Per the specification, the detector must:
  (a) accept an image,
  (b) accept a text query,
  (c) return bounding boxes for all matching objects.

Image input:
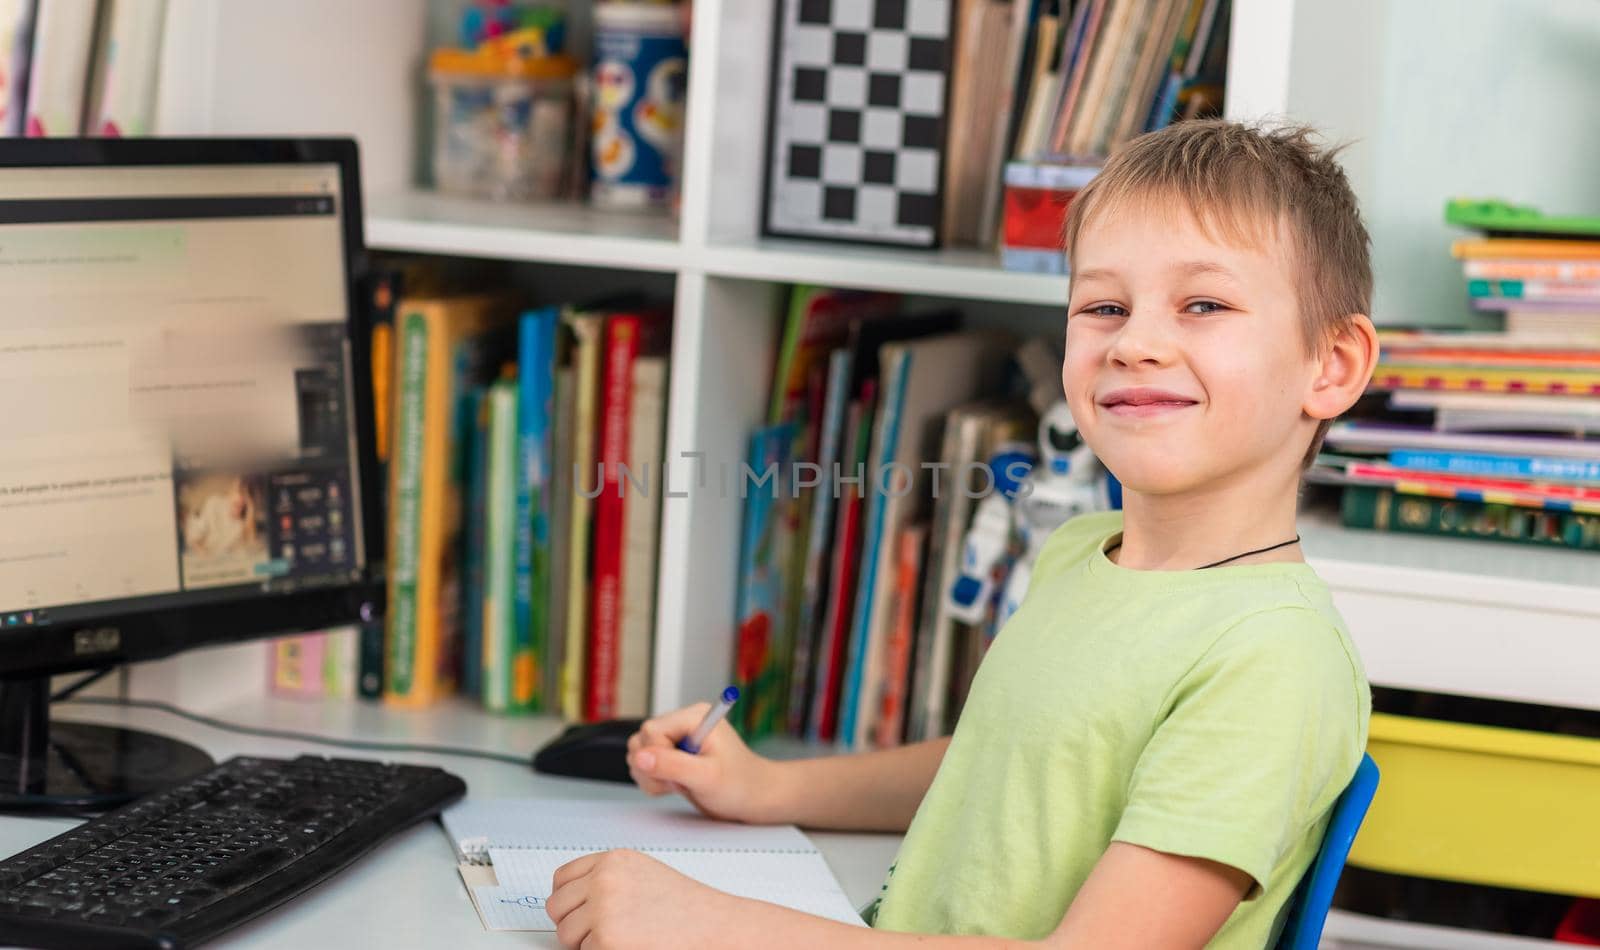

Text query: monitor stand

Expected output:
[0,675,215,816]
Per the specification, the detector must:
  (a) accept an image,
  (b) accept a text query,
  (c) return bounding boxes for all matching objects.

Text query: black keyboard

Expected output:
[0,754,466,949]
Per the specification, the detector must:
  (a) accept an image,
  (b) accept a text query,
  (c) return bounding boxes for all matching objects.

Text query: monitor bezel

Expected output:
[0,138,385,678]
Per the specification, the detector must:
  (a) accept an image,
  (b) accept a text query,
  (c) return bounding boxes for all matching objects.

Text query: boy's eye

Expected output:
[1077,303,1127,317]
[1185,300,1228,314]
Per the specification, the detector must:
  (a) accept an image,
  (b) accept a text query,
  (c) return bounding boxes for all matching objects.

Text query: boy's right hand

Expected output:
[627,704,784,825]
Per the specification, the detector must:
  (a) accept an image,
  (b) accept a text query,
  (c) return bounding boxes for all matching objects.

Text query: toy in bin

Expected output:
[459,2,568,53]
[1000,162,1100,274]
[430,3,577,202]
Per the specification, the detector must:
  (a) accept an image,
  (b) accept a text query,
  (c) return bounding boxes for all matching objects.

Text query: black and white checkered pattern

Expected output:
[764,0,951,247]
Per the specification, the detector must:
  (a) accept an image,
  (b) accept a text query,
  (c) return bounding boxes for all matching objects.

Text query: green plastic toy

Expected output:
[1445,198,1600,239]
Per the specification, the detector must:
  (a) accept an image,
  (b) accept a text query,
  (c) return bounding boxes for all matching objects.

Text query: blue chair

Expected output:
[1275,754,1381,950]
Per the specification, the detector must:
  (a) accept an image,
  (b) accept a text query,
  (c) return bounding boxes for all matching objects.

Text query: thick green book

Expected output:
[1341,486,1600,552]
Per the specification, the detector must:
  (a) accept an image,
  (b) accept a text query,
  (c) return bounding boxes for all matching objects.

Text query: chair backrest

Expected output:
[1275,753,1381,950]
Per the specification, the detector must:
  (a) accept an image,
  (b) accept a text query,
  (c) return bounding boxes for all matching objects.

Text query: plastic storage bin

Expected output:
[1350,712,1600,898]
[430,49,577,201]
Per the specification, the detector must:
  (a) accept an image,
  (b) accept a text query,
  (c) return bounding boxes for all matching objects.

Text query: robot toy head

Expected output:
[1040,402,1091,478]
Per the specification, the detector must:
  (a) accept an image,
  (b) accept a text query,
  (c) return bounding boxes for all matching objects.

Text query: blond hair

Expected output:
[1063,120,1372,468]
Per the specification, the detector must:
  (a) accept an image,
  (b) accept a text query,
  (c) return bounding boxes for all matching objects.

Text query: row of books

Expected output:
[272,265,673,717]
[955,0,1229,248]
[1309,210,1600,553]
[733,286,1061,747]
[0,0,165,137]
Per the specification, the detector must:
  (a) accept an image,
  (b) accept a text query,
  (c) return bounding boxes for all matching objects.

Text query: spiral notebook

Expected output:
[439,799,865,931]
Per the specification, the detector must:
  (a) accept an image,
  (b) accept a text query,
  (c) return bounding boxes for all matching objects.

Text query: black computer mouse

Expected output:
[532,718,645,784]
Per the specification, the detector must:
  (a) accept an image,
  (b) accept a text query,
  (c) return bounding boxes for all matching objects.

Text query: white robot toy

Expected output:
[948,401,1117,633]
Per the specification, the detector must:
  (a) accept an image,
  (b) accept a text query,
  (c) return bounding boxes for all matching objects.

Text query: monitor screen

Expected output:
[0,160,368,635]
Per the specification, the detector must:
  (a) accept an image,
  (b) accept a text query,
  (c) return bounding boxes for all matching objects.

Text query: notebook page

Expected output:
[441,799,817,855]
[473,847,863,931]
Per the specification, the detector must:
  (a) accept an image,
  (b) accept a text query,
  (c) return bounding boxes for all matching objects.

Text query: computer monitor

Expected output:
[0,139,384,813]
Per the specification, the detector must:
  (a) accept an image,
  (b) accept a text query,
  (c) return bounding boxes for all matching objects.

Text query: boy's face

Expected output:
[1063,200,1318,497]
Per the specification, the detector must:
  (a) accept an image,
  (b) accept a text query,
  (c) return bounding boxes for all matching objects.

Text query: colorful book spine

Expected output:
[1344,462,1600,514]
[359,268,401,699]
[617,355,667,718]
[1464,259,1600,282]
[514,308,559,711]
[545,364,576,713]
[85,0,165,135]
[1388,451,1600,485]
[809,395,870,743]
[458,387,491,700]
[1371,364,1600,397]
[0,0,36,136]
[1376,347,1600,368]
[874,524,925,749]
[1467,278,1600,302]
[587,315,641,722]
[787,349,853,735]
[1341,486,1600,552]
[1453,238,1600,261]
[561,311,605,721]
[22,0,95,136]
[322,626,358,699]
[269,633,326,699]
[385,296,511,707]
[482,376,519,712]
[839,350,911,748]
[385,311,430,702]
[732,422,795,737]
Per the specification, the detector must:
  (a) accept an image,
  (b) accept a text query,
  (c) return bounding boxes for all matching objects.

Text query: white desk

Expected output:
[0,696,903,948]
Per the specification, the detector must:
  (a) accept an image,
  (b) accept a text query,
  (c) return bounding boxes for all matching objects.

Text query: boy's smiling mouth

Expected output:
[1097,387,1201,418]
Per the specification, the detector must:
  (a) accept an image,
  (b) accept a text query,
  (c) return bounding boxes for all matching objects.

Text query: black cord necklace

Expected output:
[1105,534,1302,570]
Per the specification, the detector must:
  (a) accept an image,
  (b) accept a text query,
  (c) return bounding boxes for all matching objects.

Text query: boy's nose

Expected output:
[1105,311,1176,367]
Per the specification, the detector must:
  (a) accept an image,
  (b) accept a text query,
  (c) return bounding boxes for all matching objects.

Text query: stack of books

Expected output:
[733,287,1071,748]
[273,264,673,717]
[1009,0,1229,164]
[1311,202,1600,553]
[979,0,1229,264]
[0,0,167,137]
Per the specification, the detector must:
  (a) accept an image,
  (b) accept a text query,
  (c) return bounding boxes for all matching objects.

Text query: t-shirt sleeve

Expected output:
[1110,608,1365,896]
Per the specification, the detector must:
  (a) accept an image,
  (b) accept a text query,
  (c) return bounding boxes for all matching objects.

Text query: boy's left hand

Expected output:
[547,848,739,950]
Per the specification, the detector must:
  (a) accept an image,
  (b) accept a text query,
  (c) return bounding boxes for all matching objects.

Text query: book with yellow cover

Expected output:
[1372,363,1600,397]
[1452,238,1600,261]
[559,309,606,721]
[386,293,515,707]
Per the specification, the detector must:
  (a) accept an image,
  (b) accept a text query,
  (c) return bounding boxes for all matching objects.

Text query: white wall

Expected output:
[156,0,427,194]
[1285,0,1600,328]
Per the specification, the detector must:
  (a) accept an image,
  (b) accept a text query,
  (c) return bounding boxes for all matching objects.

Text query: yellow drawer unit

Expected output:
[1352,712,1600,897]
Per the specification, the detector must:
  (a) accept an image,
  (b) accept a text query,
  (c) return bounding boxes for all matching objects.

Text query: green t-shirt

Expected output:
[871,511,1369,948]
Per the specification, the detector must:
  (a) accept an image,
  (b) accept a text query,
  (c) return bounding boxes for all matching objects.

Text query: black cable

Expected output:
[49,666,117,702]
[58,695,533,767]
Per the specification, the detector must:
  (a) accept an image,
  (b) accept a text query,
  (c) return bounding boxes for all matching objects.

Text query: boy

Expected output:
[546,120,1380,949]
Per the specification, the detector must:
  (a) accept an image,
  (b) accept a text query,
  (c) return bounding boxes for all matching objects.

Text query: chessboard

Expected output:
[764,0,952,248]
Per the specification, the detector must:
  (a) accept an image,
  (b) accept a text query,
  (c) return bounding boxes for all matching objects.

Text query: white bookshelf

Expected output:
[141,1,1600,945]
[149,0,1600,712]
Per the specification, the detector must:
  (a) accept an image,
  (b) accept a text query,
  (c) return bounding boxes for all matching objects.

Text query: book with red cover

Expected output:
[809,387,873,743]
[586,311,668,720]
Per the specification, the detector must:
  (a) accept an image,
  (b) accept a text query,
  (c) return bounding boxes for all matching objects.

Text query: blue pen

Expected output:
[677,686,740,753]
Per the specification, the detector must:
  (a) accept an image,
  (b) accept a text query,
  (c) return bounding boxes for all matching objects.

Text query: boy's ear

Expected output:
[1304,314,1379,421]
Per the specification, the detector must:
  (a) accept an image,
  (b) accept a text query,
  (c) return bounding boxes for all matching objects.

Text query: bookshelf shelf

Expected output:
[701,238,1072,307]
[1302,511,1600,714]
[366,189,686,272]
[1301,511,1600,600]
